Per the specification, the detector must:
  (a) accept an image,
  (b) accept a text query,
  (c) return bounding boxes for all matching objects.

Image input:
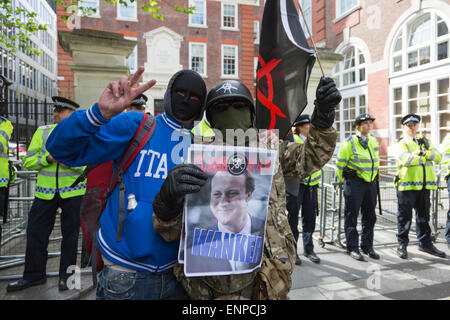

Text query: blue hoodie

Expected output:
[46,70,206,272]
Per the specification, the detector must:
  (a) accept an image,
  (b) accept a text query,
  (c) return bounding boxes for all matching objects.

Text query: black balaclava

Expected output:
[164,70,207,123]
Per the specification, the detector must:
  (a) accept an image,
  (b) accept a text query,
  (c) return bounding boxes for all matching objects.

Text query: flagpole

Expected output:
[298,4,326,77]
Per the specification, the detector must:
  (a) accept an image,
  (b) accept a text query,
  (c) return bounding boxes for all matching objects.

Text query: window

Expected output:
[391,79,449,144]
[333,44,368,143]
[189,0,206,26]
[336,0,359,20]
[299,0,312,36]
[390,11,450,145]
[189,42,206,76]
[333,45,366,89]
[254,56,258,81]
[78,0,100,17]
[117,0,137,20]
[154,99,164,116]
[126,45,138,74]
[221,45,238,78]
[254,21,260,44]
[391,13,449,74]
[222,3,237,29]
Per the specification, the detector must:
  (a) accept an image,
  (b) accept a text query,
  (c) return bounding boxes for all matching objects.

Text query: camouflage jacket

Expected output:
[153,125,337,299]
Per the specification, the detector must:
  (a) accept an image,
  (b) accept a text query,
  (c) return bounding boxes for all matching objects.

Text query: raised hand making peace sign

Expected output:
[98,66,156,120]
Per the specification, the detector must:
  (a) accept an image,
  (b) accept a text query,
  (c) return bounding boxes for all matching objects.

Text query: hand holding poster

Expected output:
[181,144,277,277]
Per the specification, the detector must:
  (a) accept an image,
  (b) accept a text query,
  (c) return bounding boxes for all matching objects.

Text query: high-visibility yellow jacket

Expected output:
[191,119,215,137]
[22,124,86,200]
[0,117,13,188]
[294,134,322,186]
[439,134,450,180]
[336,134,380,183]
[392,134,441,191]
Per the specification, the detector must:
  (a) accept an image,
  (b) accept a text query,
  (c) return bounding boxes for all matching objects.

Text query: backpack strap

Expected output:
[105,113,156,241]
[91,113,156,286]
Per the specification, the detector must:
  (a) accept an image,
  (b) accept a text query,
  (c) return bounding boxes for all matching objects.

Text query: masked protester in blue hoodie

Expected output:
[46,67,208,300]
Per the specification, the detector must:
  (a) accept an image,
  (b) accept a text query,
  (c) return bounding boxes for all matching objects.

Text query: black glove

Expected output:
[152,164,208,221]
[311,77,342,128]
[417,137,430,150]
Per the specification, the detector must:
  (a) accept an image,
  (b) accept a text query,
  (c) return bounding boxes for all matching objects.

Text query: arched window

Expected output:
[390,11,450,145]
[333,44,368,143]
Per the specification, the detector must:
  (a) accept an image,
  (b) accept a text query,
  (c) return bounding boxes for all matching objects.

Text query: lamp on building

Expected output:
[0,74,12,103]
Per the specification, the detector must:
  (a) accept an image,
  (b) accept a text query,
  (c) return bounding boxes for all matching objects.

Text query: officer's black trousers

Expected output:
[396,189,432,248]
[286,184,318,254]
[343,177,377,252]
[23,194,83,282]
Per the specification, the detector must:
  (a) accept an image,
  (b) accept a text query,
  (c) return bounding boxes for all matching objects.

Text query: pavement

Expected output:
[0,231,449,300]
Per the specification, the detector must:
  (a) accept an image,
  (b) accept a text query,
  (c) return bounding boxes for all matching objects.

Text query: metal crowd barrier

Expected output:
[312,156,449,250]
[0,167,84,280]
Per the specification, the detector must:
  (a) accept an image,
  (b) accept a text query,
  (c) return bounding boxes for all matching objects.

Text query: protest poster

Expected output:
[182,144,277,277]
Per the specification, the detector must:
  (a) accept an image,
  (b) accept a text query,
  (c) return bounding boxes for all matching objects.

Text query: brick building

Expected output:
[56,0,450,153]
[304,0,450,154]
[57,0,264,115]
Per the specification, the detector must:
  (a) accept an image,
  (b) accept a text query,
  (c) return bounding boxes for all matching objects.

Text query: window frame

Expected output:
[221,44,239,79]
[188,0,207,27]
[389,10,450,147]
[299,0,312,38]
[221,2,239,31]
[78,0,101,18]
[116,0,138,21]
[390,11,450,77]
[335,0,360,22]
[189,42,207,77]
[254,20,260,44]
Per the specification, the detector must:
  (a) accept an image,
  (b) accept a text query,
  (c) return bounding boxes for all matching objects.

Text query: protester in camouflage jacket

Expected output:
[152,77,340,299]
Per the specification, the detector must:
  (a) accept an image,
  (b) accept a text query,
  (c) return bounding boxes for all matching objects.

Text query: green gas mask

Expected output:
[208,100,253,139]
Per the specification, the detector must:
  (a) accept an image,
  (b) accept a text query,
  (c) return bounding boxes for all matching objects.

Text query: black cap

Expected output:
[354,113,375,126]
[401,113,421,125]
[130,94,148,109]
[293,114,311,127]
[52,96,80,111]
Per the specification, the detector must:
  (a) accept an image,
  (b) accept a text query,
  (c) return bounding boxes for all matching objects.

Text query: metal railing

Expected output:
[314,156,449,250]
[0,167,84,280]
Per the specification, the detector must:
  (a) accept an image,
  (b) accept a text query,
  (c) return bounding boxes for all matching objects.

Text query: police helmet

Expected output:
[205,80,255,124]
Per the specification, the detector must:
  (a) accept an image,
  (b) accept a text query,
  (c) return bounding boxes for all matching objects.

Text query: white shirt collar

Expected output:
[218,214,251,235]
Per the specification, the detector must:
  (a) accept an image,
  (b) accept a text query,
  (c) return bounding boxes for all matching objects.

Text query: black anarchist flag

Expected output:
[256,0,316,138]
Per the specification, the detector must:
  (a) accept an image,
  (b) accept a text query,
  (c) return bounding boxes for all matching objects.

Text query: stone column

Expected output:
[58,29,137,108]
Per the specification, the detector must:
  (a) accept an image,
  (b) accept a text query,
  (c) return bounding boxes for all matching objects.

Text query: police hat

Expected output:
[354,113,375,127]
[52,96,80,111]
[130,94,148,109]
[401,113,421,125]
[293,114,311,127]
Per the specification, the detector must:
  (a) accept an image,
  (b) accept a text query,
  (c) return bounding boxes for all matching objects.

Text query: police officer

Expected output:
[0,114,13,245]
[336,113,380,261]
[441,134,450,249]
[393,113,446,259]
[286,114,321,264]
[6,96,87,293]
[126,93,148,113]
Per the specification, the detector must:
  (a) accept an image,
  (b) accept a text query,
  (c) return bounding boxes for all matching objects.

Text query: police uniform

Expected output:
[286,114,321,264]
[0,116,13,245]
[336,114,380,261]
[7,96,87,292]
[128,94,148,113]
[441,134,450,247]
[393,113,446,259]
